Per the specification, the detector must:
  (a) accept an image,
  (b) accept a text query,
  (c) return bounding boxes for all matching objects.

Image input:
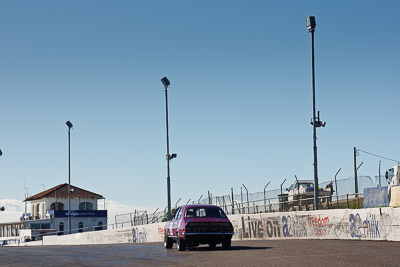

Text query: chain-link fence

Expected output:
[112,209,166,228]
[110,175,383,228]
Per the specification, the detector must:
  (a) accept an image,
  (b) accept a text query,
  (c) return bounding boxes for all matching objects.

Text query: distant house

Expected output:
[23,183,107,236]
[0,183,107,242]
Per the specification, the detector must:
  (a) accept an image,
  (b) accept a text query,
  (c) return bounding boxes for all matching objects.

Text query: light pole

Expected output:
[0,150,3,211]
[307,16,326,210]
[66,120,73,234]
[161,77,177,221]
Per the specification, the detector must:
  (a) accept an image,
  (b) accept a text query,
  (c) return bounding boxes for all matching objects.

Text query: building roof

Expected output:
[24,183,104,201]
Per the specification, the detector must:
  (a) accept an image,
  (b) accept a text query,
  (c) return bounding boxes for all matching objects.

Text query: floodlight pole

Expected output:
[354,147,358,195]
[307,16,319,210]
[0,149,3,212]
[66,121,73,234]
[162,77,172,221]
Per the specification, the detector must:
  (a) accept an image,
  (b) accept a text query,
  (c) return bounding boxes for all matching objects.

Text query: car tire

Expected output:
[164,234,173,249]
[176,235,186,251]
[208,242,216,249]
[222,239,231,250]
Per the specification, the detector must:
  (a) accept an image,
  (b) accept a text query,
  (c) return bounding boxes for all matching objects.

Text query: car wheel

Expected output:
[222,239,231,250]
[176,235,186,251]
[164,233,173,249]
[208,242,216,249]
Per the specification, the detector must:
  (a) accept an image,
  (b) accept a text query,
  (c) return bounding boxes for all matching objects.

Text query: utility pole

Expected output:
[354,147,358,195]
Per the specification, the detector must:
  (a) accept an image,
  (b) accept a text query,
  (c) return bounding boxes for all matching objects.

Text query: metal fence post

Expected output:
[231,188,235,215]
[264,181,270,213]
[130,213,133,226]
[336,195,339,209]
[242,184,249,214]
[268,199,271,212]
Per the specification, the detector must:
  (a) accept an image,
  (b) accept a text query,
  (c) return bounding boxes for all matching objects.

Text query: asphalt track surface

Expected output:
[0,239,399,266]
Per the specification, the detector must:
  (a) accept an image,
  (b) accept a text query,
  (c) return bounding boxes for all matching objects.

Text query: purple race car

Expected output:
[164,204,234,251]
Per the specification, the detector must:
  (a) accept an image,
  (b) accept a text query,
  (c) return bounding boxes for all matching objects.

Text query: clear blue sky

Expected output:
[0,1,399,209]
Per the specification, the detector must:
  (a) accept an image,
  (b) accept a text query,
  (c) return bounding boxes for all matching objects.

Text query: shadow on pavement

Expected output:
[187,246,272,251]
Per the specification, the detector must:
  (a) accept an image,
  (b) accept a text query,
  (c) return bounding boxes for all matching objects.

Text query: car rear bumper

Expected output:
[183,233,233,245]
[184,232,234,235]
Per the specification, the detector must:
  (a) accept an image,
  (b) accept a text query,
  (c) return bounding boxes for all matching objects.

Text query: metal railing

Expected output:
[222,192,364,215]
[109,175,379,229]
[113,209,166,228]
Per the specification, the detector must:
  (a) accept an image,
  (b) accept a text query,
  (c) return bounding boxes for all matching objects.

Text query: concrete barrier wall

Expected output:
[390,186,400,206]
[229,207,400,241]
[20,207,400,246]
[40,222,165,246]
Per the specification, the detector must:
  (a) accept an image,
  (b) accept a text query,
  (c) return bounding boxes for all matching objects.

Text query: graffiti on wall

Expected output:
[158,225,165,239]
[307,215,329,237]
[235,212,383,240]
[282,215,308,238]
[132,227,147,243]
[349,213,380,239]
[239,216,281,239]
[236,214,332,239]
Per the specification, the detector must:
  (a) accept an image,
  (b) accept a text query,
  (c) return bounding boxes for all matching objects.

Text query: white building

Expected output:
[17,183,107,240]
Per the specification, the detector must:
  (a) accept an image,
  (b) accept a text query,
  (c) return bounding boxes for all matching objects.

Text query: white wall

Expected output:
[39,222,165,246]
[18,207,400,246]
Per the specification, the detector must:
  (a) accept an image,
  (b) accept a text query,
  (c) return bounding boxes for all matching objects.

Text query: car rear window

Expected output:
[185,208,227,218]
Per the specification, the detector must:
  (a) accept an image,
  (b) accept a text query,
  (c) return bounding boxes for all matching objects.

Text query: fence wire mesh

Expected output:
[111,175,384,228]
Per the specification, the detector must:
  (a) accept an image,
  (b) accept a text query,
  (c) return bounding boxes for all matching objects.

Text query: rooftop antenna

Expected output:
[24,179,29,214]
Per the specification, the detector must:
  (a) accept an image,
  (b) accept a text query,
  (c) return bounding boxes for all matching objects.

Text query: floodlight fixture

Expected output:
[311,120,326,128]
[161,77,170,88]
[306,16,316,32]
[66,121,73,129]
[167,153,177,160]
